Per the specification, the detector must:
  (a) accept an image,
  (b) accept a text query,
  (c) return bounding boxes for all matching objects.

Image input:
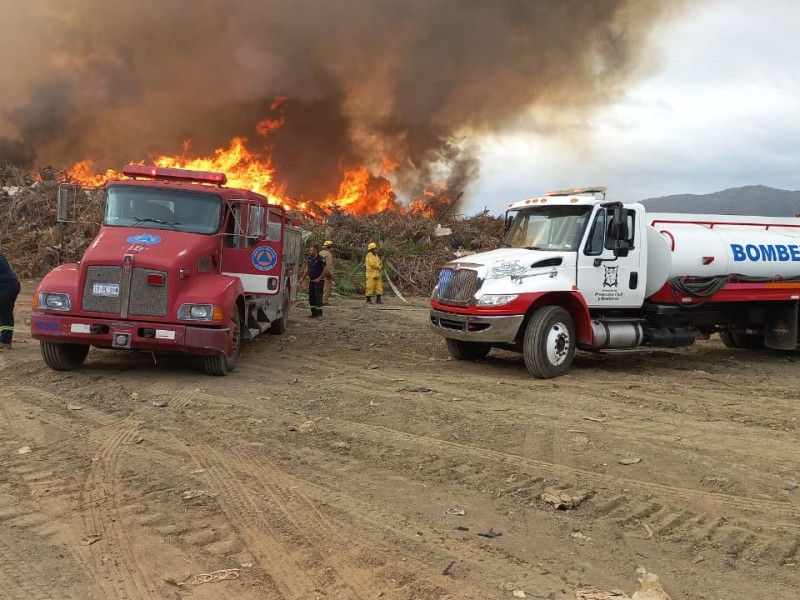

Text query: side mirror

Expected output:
[604,206,630,255]
[613,240,630,257]
[504,210,516,233]
[57,183,80,223]
[247,205,264,239]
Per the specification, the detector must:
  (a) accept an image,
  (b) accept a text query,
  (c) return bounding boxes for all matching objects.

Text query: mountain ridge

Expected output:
[641,185,800,217]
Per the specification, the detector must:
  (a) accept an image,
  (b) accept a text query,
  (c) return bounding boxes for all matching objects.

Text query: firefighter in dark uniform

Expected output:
[300,244,329,318]
[0,250,20,349]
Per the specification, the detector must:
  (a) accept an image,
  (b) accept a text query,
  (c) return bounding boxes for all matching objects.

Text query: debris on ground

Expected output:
[191,568,240,585]
[17,446,32,455]
[541,488,593,510]
[152,400,168,408]
[330,441,351,450]
[576,568,672,600]
[67,403,83,410]
[444,507,466,516]
[294,420,316,433]
[397,386,434,393]
[477,528,502,538]
[80,534,102,546]
[182,489,219,501]
[619,457,642,465]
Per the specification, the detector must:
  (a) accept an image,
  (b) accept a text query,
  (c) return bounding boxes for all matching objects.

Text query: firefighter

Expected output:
[365,241,383,304]
[319,240,335,305]
[0,250,20,349]
[299,244,329,318]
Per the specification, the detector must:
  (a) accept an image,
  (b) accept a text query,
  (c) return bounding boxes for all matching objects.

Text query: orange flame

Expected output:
[67,107,453,219]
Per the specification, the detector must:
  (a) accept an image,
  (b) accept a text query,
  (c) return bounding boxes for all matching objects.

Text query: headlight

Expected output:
[476,294,518,307]
[38,292,71,311]
[178,303,221,321]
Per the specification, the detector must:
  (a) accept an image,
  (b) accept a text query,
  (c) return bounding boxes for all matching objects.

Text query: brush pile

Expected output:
[0,165,504,295]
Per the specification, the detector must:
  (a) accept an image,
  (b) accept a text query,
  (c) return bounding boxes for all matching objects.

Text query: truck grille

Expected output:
[434,267,480,304]
[82,266,168,317]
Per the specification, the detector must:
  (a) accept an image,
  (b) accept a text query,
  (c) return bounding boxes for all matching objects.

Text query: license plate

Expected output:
[92,282,120,297]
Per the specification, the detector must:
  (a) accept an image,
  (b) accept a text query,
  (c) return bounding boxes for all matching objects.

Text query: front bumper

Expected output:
[30,313,228,356]
[429,308,524,343]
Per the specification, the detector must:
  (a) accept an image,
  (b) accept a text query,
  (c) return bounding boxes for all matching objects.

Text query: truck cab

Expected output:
[31,165,303,375]
[430,188,678,378]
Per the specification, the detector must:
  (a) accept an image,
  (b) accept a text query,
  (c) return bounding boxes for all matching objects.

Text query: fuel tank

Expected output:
[644,213,800,297]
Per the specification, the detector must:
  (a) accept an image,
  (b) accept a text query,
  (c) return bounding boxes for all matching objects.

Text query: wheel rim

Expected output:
[545,321,570,366]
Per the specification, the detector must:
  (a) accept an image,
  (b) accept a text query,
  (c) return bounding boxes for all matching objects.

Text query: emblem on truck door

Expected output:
[603,265,619,288]
[252,246,278,271]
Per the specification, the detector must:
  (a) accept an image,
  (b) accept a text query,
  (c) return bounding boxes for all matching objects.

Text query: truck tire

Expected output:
[445,338,491,361]
[269,287,290,335]
[204,308,242,376]
[733,332,765,349]
[523,306,575,379]
[719,331,739,348]
[40,342,90,371]
[720,330,764,349]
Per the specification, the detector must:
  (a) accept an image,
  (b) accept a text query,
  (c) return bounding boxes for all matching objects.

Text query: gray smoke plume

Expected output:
[0,0,685,207]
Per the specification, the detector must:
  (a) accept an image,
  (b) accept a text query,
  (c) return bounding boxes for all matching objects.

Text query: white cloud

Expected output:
[468,0,800,215]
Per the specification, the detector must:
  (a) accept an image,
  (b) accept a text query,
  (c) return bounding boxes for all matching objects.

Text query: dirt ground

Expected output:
[1,281,798,600]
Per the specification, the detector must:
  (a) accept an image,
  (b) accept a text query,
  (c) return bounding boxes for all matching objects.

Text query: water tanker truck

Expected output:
[30,165,303,375]
[430,187,800,378]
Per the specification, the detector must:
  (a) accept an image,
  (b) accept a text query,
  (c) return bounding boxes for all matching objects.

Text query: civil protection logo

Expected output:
[252,246,278,271]
[603,265,618,288]
[126,233,162,245]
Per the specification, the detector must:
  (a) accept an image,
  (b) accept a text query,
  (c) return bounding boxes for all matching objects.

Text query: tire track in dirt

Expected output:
[80,417,157,600]
[231,445,394,599]
[0,535,59,600]
[236,444,561,596]
[181,438,323,599]
[330,419,800,560]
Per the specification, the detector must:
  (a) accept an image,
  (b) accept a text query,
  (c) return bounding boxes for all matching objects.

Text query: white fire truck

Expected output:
[430,187,800,378]
[31,165,303,375]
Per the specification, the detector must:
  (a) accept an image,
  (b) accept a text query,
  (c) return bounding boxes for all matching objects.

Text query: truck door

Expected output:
[576,205,646,308]
[220,201,283,295]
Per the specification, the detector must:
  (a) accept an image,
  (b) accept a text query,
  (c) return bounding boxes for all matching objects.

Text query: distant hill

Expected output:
[641,185,800,217]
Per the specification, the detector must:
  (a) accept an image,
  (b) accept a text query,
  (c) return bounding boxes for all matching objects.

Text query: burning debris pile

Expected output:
[303,207,504,295]
[0,164,502,294]
[1,165,102,277]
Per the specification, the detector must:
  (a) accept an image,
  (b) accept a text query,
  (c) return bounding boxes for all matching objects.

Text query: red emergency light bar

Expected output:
[122,164,228,186]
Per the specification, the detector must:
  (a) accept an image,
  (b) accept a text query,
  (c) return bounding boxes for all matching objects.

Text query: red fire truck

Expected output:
[30,164,304,375]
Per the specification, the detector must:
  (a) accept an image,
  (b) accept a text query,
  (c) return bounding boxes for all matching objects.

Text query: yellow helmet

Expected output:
[323,240,334,247]
[368,242,377,250]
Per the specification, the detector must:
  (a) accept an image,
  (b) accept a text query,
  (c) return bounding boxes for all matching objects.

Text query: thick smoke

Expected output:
[0,0,684,205]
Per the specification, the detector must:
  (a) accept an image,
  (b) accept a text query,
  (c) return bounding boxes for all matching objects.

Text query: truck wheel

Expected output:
[40,342,90,371]
[523,306,575,379]
[445,338,491,361]
[732,332,764,349]
[269,287,290,335]
[719,331,739,348]
[204,308,242,376]
[720,330,764,349]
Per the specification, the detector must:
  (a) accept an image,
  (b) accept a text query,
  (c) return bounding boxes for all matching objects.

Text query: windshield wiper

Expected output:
[131,217,181,230]
[525,246,546,250]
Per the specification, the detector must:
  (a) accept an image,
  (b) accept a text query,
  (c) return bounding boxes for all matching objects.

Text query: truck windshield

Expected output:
[104,186,222,234]
[503,205,592,251]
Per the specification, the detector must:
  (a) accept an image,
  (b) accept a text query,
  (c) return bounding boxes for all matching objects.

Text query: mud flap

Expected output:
[764,301,798,350]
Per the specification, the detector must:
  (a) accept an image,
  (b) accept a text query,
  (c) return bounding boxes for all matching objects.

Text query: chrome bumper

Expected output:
[429,308,524,343]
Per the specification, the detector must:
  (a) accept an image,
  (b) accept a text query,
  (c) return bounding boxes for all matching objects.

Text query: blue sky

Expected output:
[466,0,800,215]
